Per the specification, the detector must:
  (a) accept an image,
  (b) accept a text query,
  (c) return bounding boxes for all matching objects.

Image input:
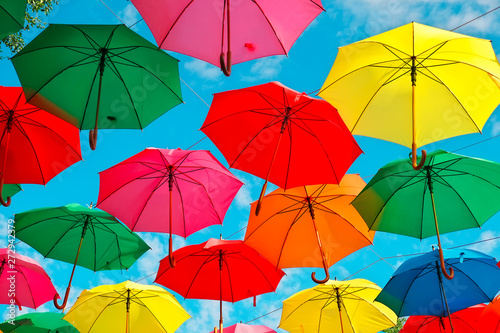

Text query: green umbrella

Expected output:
[0,0,27,40]
[11,24,183,150]
[3,184,21,203]
[14,203,150,310]
[0,312,78,333]
[352,149,500,280]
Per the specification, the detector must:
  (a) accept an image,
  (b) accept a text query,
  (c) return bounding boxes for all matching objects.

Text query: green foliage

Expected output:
[383,317,406,333]
[1,0,59,56]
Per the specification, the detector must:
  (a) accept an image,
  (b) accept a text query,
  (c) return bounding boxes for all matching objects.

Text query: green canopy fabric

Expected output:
[352,149,500,239]
[11,24,183,149]
[14,203,150,271]
[3,184,21,203]
[0,312,78,333]
[0,0,27,40]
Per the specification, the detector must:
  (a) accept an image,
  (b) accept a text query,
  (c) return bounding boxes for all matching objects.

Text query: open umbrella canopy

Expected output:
[244,174,374,283]
[63,280,191,333]
[352,149,500,278]
[11,24,183,149]
[478,295,500,333]
[0,0,27,40]
[401,304,487,333]
[0,312,79,333]
[0,248,58,309]
[97,147,243,267]
[14,203,150,309]
[318,22,500,169]
[279,278,397,333]
[155,238,285,332]
[375,249,500,318]
[130,0,325,75]
[201,81,361,190]
[0,86,82,206]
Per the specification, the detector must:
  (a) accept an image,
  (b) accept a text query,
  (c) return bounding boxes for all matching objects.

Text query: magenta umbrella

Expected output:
[97,148,243,267]
[130,0,325,75]
[0,248,58,309]
[210,323,277,333]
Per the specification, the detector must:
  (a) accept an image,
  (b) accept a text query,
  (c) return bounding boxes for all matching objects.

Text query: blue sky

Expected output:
[2,0,500,332]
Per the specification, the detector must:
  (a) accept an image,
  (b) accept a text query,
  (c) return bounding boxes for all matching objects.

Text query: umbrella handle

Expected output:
[53,287,70,310]
[255,180,268,216]
[89,126,98,151]
[311,265,330,284]
[411,144,426,170]
[168,235,176,268]
[0,175,11,207]
[220,51,232,77]
[438,246,454,280]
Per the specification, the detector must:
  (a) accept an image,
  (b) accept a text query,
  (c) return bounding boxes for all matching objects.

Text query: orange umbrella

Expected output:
[244,174,374,283]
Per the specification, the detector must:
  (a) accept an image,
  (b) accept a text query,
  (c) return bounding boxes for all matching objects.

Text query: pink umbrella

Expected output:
[130,0,325,75]
[97,148,243,267]
[0,248,58,309]
[210,323,277,333]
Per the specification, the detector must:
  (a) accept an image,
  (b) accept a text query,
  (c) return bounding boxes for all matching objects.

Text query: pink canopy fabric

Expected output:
[211,323,277,333]
[97,148,243,236]
[0,248,58,309]
[130,0,325,67]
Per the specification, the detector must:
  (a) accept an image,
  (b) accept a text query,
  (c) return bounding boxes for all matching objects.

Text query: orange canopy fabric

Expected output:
[244,174,374,269]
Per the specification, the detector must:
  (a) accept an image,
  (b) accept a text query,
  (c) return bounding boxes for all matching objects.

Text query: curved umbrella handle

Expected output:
[220,51,232,77]
[53,287,70,310]
[0,175,11,207]
[255,180,268,216]
[438,246,454,280]
[311,263,330,284]
[89,126,98,151]
[411,144,426,170]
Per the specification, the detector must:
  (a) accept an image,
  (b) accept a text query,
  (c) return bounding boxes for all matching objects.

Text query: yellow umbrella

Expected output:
[319,22,500,169]
[279,279,397,333]
[63,280,191,333]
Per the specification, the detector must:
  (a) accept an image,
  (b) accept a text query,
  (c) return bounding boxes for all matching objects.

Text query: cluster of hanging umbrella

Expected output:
[2,1,500,333]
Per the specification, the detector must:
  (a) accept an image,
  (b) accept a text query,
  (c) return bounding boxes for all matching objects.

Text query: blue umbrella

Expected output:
[376,248,500,331]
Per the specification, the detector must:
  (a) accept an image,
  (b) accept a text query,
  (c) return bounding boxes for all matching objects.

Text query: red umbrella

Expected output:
[209,323,277,333]
[201,81,362,214]
[97,148,243,267]
[401,304,487,333]
[0,86,82,206]
[478,296,500,332]
[155,238,285,333]
[0,248,58,309]
[130,0,325,76]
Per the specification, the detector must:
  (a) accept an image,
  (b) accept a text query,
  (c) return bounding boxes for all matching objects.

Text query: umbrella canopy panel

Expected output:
[0,312,79,333]
[0,0,27,40]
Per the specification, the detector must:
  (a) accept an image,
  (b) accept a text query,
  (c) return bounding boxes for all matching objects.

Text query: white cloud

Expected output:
[184,59,222,81]
[470,230,500,254]
[182,300,234,332]
[241,57,284,82]
[119,4,140,30]
[490,116,500,136]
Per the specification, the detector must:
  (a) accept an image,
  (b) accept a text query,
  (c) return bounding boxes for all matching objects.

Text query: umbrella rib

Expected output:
[201,108,283,128]
[157,0,196,48]
[447,260,497,301]
[15,266,37,308]
[315,201,374,245]
[133,173,170,231]
[244,199,301,239]
[392,263,430,316]
[85,295,124,332]
[182,250,219,299]
[250,1,288,54]
[276,203,310,268]
[283,115,293,189]
[317,291,337,332]
[363,173,419,231]
[42,221,81,259]
[231,251,281,295]
[221,253,236,302]
[79,58,101,130]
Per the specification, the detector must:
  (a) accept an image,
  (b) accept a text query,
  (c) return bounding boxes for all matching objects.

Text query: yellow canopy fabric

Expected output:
[319,22,500,148]
[279,279,397,333]
[63,280,191,333]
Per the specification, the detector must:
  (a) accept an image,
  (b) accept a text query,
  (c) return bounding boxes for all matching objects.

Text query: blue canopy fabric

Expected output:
[375,248,500,317]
